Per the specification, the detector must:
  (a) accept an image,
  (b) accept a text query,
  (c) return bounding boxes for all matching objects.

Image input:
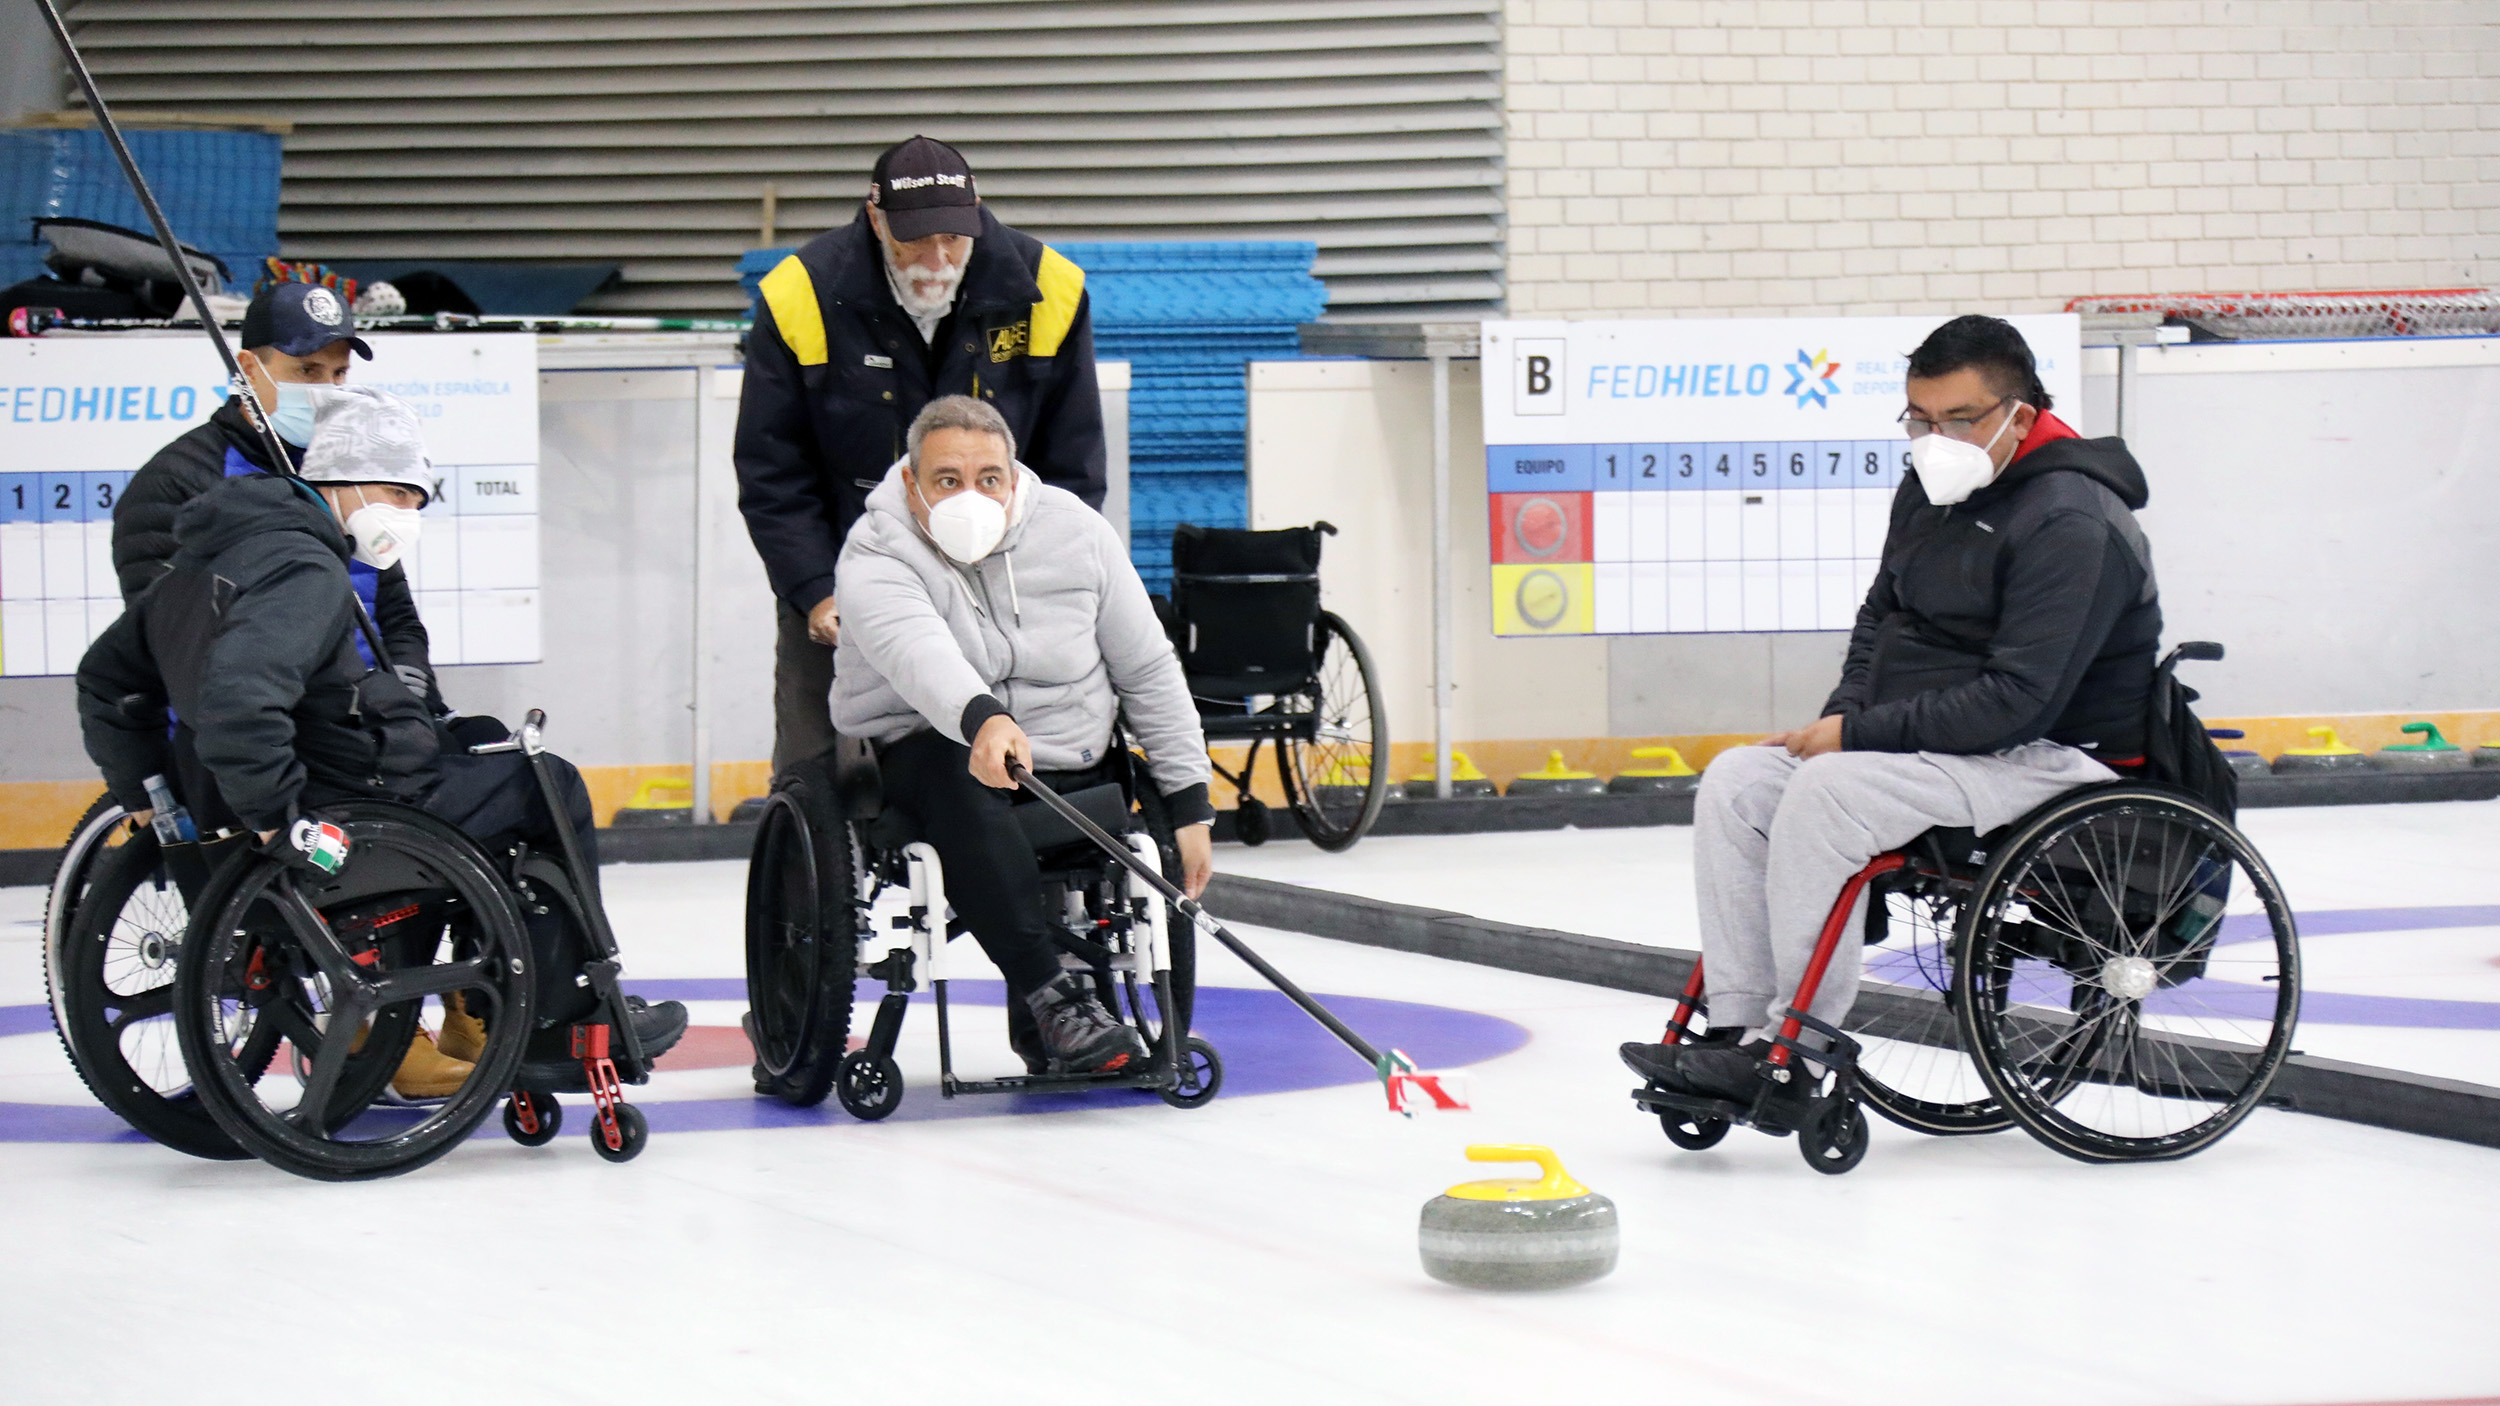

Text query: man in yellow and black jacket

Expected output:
[735,135,1106,778]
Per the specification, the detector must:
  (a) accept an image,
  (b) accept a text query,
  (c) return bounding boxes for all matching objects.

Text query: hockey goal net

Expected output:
[2065,288,2500,340]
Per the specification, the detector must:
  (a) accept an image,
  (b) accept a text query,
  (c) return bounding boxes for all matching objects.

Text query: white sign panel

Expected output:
[0,331,538,674]
[1480,315,2082,636]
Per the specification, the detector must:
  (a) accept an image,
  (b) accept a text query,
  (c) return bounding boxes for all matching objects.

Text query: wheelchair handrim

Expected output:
[175,810,533,1179]
[1954,788,2302,1162]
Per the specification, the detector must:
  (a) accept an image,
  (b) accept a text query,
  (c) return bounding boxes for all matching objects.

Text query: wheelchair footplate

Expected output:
[1630,1010,1873,1175]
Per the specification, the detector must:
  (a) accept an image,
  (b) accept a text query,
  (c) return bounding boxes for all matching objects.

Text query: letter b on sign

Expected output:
[1515,339,1564,416]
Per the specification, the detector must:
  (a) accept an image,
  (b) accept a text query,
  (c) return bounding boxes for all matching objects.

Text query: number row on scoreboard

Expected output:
[1489,441,1913,493]
[1,471,134,524]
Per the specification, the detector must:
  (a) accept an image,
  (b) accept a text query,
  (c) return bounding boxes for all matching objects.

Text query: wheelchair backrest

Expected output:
[1167,522,1330,698]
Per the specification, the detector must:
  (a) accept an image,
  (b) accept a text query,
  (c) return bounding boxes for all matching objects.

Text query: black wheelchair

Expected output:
[744,732,1220,1120]
[1635,643,2303,1172]
[1163,521,1389,852]
[44,710,662,1180]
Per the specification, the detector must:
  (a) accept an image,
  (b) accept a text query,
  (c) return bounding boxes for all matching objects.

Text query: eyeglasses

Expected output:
[1899,396,2014,442]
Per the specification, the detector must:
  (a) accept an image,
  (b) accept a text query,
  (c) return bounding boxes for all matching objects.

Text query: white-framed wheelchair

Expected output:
[1635,642,2304,1172]
[42,709,664,1180]
[744,732,1221,1120]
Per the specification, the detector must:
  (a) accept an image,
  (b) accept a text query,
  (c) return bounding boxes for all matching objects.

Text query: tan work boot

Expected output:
[390,1029,476,1100]
[437,990,488,1065]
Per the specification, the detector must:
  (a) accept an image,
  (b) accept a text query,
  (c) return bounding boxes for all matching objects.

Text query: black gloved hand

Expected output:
[260,815,353,879]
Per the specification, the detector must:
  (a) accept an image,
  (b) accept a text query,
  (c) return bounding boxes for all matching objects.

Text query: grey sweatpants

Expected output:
[1693,740,2115,1036]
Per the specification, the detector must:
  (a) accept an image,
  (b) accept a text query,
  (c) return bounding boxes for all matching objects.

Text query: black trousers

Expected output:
[875,728,1115,997]
[423,748,601,1025]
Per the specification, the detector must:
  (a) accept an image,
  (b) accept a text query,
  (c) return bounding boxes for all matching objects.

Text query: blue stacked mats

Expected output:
[1054,241,1326,592]
[0,128,282,292]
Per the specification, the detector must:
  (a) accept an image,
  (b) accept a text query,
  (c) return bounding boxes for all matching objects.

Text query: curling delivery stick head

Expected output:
[1381,1048,1471,1115]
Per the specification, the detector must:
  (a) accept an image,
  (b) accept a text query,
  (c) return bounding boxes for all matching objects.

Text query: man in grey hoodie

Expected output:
[833,395,1214,1074]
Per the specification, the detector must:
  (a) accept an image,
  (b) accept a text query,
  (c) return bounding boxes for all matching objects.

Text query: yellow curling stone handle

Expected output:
[2281,726,2361,757]
[1445,1144,1591,1201]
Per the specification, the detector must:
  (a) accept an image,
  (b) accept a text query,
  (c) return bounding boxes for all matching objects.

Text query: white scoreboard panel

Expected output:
[0,332,539,674]
[1480,315,2081,636]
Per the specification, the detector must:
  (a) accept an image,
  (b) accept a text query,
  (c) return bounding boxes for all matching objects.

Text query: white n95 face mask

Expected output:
[345,502,424,571]
[917,482,1009,564]
[1908,403,2024,506]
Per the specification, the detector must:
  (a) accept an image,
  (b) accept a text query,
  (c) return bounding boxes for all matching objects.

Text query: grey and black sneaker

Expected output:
[1023,973,1150,1074]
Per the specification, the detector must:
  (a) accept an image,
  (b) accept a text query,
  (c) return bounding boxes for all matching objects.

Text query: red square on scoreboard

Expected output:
[1491,491,1590,565]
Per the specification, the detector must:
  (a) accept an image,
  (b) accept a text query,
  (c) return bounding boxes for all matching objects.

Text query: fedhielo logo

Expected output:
[1786,349,1840,407]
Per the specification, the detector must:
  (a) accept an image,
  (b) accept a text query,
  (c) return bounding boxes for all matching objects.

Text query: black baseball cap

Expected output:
[870,136,981,242]
[239,281,373,359]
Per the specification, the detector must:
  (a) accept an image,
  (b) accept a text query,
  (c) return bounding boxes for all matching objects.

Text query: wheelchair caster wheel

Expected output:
[1659,1110,1729,1150]
[590,1102,648,1163]
[1799,1099,1868,1175]
[504,1091,562,1147]
[1233,798,1271,847]
[836,1050,904,1121]
[1158,1036,1224,1109]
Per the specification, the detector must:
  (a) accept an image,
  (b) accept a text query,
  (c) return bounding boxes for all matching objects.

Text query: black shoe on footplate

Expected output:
[1673,1038,1818,1122]
[516,997,689,1090]
[1023,973,1150,1074]
[1619,1025,1742,1091]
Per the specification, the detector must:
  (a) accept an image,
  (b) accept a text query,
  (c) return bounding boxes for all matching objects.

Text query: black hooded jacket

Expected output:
[112,396,438,703]
[77,474,440,834]
[1824,432,2162,759]
[733,205,1106,614]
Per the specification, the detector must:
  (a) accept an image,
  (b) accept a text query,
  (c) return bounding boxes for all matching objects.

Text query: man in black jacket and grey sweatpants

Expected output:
[1622,316,2163,1105]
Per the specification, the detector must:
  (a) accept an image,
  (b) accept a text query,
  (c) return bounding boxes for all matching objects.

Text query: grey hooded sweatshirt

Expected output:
[831,461,1214,824]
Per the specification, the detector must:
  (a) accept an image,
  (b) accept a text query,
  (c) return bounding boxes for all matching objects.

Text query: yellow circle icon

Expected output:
[1515,568,1569,629]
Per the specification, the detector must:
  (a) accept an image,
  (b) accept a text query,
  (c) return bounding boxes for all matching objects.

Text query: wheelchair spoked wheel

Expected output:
[1853,890,2016,1136]
[1952,787,2300,1164]
[1275,611,1390,853]
[42,794,126,1002]
[51,826,264,1159]
[174,802,534,1181]
[743,765,859,1108]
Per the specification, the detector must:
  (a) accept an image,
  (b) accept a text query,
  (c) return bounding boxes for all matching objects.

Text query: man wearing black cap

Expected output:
[735,135,1107,779]
[110,281,441,710]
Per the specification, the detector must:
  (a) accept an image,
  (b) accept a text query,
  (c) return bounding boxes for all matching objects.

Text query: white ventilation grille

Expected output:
[66,0,1504,319]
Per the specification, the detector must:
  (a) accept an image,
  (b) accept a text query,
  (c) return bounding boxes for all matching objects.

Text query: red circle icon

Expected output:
[1513,496,1568,557]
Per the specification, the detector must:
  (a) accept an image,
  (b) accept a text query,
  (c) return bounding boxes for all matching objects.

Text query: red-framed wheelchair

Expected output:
[1634,643,2303,1172]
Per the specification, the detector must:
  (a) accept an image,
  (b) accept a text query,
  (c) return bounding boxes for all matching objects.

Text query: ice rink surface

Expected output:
[2,802,2496,1403]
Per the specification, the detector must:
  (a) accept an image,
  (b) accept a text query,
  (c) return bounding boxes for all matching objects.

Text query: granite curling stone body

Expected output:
[1418,1145,1618,1291]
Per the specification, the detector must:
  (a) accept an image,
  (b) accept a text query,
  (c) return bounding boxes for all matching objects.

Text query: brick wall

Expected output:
[1502,0,2500,315]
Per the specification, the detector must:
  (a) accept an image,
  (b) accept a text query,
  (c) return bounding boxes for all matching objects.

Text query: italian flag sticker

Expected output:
[292,819,351,875]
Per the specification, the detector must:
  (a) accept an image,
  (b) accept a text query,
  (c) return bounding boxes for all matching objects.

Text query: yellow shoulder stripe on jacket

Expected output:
[1029,246,1084,359]
[759,255,828,366]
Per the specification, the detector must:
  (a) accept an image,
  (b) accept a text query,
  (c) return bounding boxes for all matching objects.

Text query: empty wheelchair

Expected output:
[1635,643,2302,1171]
[744,732,1220,1120]
[1163,521,1389,852]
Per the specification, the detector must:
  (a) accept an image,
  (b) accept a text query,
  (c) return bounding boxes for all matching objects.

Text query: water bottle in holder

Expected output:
[141,774,197,845]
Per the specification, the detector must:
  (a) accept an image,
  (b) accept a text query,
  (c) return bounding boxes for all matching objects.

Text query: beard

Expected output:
[887,249,968,322]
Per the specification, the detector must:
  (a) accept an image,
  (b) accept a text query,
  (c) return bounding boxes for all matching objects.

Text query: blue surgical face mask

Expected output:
[268,381,318,447]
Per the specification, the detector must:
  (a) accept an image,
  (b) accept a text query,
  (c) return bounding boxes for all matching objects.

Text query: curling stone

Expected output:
[1310,758,1375,813]
[1418,1145,1618,1292]
[2206,728,2270,780]
[2372,721,2472,772]
[1505,750,1605,798]
[1404,751,1497,800]
[609,776,694,826]
[2271,726,2369,775]
[2477,742,2500,768]
[1609,745,1699,795]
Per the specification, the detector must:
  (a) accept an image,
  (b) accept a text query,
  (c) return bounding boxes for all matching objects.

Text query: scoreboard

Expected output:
[0,332,539,675]
[1481,315,2081,636]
